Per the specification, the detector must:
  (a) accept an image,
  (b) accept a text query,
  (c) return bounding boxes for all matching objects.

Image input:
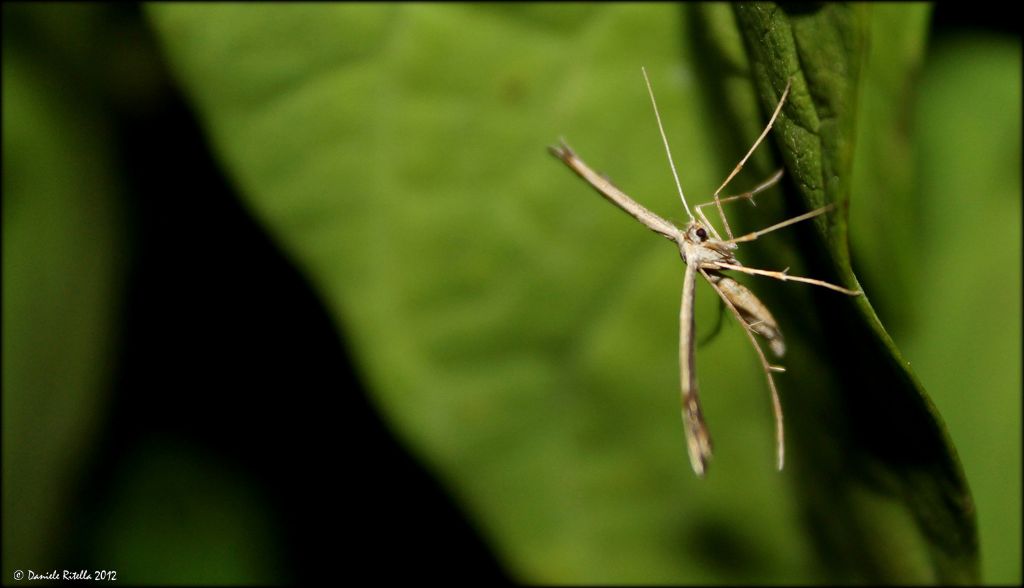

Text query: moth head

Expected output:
[685,221,710,244]
[681,221,739,263]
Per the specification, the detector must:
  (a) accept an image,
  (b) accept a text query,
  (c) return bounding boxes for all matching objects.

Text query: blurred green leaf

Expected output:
[2,18,123,570]
[904,34,1021,584]
[145,3,980,583]
[849,4,932,329]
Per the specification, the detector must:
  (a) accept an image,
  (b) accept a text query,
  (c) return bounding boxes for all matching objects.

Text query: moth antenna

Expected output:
[641,67,694,222]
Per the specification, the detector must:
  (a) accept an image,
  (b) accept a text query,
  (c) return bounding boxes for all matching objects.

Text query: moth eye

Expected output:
[696,227,707,241]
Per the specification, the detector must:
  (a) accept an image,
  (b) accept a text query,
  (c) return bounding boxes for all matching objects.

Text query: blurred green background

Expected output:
[2,3,1019,585]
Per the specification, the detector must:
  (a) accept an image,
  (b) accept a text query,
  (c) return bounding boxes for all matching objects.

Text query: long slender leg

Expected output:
[697,169,784,212]
[715,262,861,295]
[695,168,784,240]
[680,260,712,477]
[718,202,862,295]
[699,267,785,471]
[727,204,832,245]
[712,80,793,240]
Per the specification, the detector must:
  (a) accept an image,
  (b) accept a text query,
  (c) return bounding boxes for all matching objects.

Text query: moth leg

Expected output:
[715,262,861,296]
[727,203,834,246]
[695,168,784,241]
[699,267,785,471]
[712,79,793,240]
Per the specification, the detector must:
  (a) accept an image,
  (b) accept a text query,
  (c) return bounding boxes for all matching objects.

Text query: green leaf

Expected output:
[849,4,932,329]
[145,3,980,583]
[728,4,978,583]
[2,10,123,569]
